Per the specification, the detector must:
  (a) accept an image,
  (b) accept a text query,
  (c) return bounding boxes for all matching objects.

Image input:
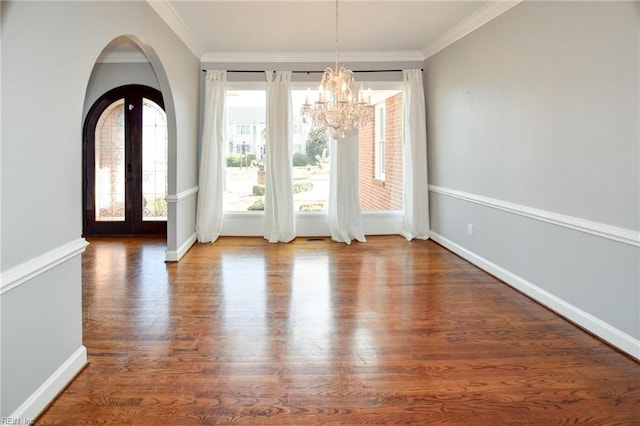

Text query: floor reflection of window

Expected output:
[290,255,333,361]
[220,253,266,334]
[219,253,268,372]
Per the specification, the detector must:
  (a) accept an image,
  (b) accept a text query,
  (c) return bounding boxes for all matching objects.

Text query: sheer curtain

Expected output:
[328,131,366,244]
[263,70,295,243]
[401,69,430,240]
[196,70,227,243]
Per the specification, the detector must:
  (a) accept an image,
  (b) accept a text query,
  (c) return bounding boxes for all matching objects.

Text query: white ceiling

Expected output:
[102,1,522,63]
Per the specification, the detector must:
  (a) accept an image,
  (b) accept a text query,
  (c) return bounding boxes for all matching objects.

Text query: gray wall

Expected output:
[83,62,161,119]
[425,1,639,356]
[1,0,199,416]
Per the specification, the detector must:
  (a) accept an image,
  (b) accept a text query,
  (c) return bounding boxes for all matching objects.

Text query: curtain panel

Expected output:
[264,70,296,243]
[196,70,227,243]
[329,131,366,244]
[401,69,430,240]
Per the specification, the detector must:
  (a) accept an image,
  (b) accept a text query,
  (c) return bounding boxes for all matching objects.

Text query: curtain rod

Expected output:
[201,69,422,74]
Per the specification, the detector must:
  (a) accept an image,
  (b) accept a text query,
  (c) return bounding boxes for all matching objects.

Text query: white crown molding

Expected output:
[147,0,520,64]
[422,0,523,60]
[201,50,424,64]
[429,185,640,247]
[1,238,89,295]
[146,0,204,59]
[96,51,149,64]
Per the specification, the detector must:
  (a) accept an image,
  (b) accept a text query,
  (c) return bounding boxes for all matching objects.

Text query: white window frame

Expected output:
[374,103,386,181]
[220,79,405,237]
[236,124,251,135]
[222,83,266,237]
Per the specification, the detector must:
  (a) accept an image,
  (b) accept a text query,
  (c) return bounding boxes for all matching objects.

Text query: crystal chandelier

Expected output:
[300,0,374,140]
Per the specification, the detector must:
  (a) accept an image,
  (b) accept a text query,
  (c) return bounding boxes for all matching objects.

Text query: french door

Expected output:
[83,85,167,236]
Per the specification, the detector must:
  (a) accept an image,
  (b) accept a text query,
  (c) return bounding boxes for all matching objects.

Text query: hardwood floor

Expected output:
[37,236,639,425]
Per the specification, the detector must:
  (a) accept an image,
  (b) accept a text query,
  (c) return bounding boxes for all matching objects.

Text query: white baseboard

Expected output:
[430,231,640,361]
[10,346,87,422]
[165,232,197,262]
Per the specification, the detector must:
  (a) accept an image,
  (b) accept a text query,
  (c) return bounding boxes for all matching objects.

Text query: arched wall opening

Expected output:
[83,35,177,249]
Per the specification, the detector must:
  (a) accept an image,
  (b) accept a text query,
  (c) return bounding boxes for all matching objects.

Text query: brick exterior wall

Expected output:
[358,92,403,211]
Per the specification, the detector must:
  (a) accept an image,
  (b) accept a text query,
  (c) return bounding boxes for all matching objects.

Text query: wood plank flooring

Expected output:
[36,236,639,424]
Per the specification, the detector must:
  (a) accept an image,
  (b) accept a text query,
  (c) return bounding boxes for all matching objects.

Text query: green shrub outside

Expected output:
[227,153,313,167]
[306,127,328,160]
[144,197,167,217]
[299,203,324,212]
[293,153,312,167]
[226,153,256,167]
[293,182,313,194]
[247,198,264,211]
[253,185,265,196]
[253,182,312,196]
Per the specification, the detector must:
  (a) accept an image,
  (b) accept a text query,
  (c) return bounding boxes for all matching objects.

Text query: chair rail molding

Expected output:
[166,185,199,204]
[0,238,90,295]
[429,185,640,247]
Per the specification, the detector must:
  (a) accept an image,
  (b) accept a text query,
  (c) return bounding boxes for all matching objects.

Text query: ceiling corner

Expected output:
[422,0,523,60]
[146,0,205,60]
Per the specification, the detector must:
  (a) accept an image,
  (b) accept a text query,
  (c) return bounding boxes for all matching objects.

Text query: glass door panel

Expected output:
[141,98,168,221]
[94,99,126,222]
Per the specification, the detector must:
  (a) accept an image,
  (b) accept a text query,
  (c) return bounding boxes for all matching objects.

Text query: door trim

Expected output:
[83,84,166,236]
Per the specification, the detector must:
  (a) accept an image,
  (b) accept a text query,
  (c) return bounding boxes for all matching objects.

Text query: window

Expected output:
[292,124,306,154]
[358,89,403,212]
[224,89,266,212]
[222,82,403,226]
[291,89,331,212]
[375,104,386,181]
[235,124,251,135]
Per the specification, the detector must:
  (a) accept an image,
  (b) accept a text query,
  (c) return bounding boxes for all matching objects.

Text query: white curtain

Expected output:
[263,71,295,243]
[328,131,366,244]
[401,69,430,240]
[196,70,227,243]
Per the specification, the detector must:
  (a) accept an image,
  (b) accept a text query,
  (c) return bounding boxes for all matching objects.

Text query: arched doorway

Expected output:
[83,84,167,236]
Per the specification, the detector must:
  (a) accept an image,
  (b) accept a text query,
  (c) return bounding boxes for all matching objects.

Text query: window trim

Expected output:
[220,79,405,236]
[374,103,386,182]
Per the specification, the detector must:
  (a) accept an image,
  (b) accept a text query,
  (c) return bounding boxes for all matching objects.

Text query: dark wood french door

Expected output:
[83,85,167,236]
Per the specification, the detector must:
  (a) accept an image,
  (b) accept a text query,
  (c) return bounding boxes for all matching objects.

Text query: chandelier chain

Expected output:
[300,0,374,140]
[335,0,339,72]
